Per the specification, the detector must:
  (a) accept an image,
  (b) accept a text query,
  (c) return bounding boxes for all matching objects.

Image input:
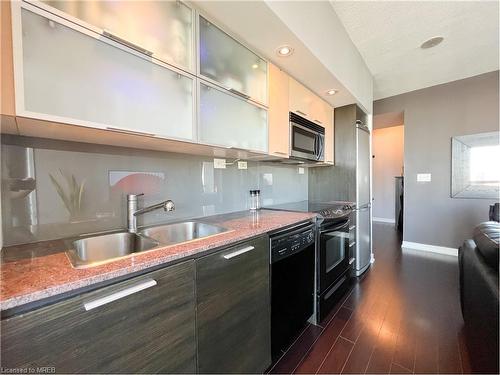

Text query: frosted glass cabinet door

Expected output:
[41,0,194,71]
[199,83,268,152]
[20,8,195,141]
[199,16,267,105]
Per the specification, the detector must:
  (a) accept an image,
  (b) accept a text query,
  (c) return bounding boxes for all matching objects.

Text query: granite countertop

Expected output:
[0,209,316,312]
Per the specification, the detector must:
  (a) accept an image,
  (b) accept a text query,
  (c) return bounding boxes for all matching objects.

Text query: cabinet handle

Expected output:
[83,279,157,311]
[273,151,288,155]
[349,226,356,231]
[296,110,308,117]
[349,257,356,264]
[106,126,156,138]
[228,88,251,100]
[349,241,356,248]
[102,30,153,57]
[223,246,255,259]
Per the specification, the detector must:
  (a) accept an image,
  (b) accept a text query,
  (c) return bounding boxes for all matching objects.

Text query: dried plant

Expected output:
[49,169,85,219]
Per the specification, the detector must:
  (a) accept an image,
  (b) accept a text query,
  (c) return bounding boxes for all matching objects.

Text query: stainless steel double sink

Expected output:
[66,221,228,268]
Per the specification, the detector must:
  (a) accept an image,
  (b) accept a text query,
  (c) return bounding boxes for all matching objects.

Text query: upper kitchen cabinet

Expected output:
[289,77,318,121]
[198,15,268,106]
[13,4,195,141]
[323,102,335,165]
[1,0,17,134]
[268,64,290,158]
[199,81,268,152]
[313,100,334,165]
[289,77,334,165]
[38,0,195,72]
[289,77,332,126]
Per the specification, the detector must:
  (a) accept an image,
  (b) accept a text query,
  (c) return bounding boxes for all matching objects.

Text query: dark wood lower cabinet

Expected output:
[1,260,197,374]
[2,237,273,374]
[196,236,271,374]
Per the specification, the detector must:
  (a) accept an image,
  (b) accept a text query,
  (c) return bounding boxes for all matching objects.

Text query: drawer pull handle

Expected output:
[84,279,157,311]
[349,241,356,248]
[296,110,308,117]
[102,30,153,57]
[223,246,255,259]
[349,226,356,231]
[349,257,356,265]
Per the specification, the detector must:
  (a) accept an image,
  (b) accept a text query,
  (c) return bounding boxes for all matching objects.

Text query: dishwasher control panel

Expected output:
[270,225,315,263]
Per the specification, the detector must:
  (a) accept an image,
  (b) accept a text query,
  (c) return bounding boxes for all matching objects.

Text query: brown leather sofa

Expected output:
[459,221,499,373]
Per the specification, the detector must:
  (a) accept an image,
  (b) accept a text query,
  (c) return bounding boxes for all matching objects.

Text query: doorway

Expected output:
[372,112,404,236]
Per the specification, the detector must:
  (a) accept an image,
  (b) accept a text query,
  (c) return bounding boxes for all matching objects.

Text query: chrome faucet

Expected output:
[127,193,175,233]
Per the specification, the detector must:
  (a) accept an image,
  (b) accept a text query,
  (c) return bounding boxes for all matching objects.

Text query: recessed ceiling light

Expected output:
[276,45,294,57]
[326,89,338,95]
[251,63,259,69]
[420,36,444,49]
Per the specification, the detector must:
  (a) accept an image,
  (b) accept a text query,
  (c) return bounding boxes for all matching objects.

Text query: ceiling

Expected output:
[331,0,500,100]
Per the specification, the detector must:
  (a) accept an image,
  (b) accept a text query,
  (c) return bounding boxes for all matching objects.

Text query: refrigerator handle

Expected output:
[356,121,370,134]
[356,203,371,211]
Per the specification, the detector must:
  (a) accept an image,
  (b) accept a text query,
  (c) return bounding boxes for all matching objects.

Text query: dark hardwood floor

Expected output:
[269,222,472,374]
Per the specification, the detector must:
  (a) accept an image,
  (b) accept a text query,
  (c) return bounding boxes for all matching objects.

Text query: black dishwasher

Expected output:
[270,222,315,360]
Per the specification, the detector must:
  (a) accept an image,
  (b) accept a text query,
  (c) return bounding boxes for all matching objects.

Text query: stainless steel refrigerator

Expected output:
[308,103,372,276]
[355,118,372,276]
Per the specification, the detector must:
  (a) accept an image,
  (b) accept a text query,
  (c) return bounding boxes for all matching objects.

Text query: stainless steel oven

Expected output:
[290,112,325,162]
[317,218,351,321]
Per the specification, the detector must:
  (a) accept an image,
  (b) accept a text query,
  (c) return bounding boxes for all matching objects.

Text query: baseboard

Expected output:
[373,217,396,224]
[401,241,458,257]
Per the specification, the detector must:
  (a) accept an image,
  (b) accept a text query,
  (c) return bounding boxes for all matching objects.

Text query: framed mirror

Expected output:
[451,131,500,199]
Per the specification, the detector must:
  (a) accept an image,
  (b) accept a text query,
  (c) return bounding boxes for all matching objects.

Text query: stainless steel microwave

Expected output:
[290,112,325,162]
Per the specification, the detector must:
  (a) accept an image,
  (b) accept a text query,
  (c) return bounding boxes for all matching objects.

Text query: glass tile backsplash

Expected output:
[1,135,308,246]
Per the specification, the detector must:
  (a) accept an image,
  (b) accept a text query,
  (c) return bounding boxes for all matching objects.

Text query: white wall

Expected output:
[372,125,404,222]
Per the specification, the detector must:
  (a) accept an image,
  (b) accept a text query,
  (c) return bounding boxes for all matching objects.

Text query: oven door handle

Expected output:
[320,221,350,234]
[321,232,350,239]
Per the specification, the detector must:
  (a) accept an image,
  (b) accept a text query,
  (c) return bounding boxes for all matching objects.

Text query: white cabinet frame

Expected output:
[23,0,197,76]
[11,1,198,143]
[8,0,276,159]
[194,9,269,108]
[195,78,268,154]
